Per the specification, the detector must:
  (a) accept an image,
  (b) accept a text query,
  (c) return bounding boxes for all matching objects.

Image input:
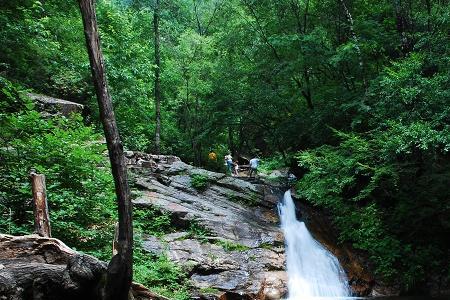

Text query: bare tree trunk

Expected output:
[294,76,314,109]
[77,1,133,300]
[228,126,235,155]
[340,0,367,89]
[393,0,412,55]
[154,0,162,155]
[30,171,51,238]
[425,0,431,32]
[193,0,203,35]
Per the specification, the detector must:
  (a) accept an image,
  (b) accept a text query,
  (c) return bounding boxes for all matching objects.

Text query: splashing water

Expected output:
[278,190,352,300]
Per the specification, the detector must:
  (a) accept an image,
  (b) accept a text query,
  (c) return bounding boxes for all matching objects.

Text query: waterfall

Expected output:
[278,190,352,300]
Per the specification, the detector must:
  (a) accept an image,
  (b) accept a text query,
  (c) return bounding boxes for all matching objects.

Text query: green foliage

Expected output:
[134,206,175,237]
[297,123,450,286]
[226,192,259,207]
[215,239,250,252]
[2,0,450,293]
[186,220,211,243]
[133,243,190,300]
[258,154,287,174]
[0,77,116,259]
[189,174,209,191]
[133,206,190,299]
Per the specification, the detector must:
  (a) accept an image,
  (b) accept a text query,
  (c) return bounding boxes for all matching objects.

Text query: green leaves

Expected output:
[190,174,209,191]
[133,206,190,299]
[380,121,450,155]
[296,118,450,287]
[1,0,450,292]
[133,248,190,300]
[0,77,116,257]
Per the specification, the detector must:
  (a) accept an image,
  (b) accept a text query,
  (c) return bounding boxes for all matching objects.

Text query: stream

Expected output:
[278,190,449,300]
[278,190,351,299]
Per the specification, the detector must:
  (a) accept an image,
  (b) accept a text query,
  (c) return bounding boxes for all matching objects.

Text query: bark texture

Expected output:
[30,172,51,238]
[0,234,167,300]
[78,1,133,299]
[0,234,105,300]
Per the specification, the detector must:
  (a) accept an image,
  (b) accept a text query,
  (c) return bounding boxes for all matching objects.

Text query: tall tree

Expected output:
[78,1,133,299]
[154,0,161,154]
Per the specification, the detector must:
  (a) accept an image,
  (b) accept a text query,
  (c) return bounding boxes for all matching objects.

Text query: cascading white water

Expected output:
[278,190,352,300]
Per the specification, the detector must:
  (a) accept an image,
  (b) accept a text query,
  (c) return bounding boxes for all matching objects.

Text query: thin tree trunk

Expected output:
[294,76,313,109]
[425,0,431,32]
[193,0,203,35]
[30,171,51,238]
[290,0,314,109]
[393,0,411,55]
[228,126,235,155]
[340,0,367,89]
[154,0,161,155]
[78,1,133,300]
[303,0,309,33]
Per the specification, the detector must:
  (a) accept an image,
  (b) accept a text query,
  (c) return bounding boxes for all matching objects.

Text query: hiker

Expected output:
[233,160,239,176]
[224,153,233,174]
[208,149,217,161]
[248,156,260,178]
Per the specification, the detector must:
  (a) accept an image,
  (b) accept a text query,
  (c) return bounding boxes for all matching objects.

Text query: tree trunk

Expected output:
[425,0,431,32]
[393,0,411,55]
[0,234,105,300]
[340,0,367,89]
[294,76,314,110]
[1,234,169,300]
[228,126,235,155]
[77,1,133,300]
[154,0,161,155]
[30,171,51,238]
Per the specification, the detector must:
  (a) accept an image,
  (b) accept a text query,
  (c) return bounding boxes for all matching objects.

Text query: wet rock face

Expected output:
[292,191,379,296]
[142,235,286,297]
[128,153,284,249]
[127,152,381,298]
[127,152,287,299]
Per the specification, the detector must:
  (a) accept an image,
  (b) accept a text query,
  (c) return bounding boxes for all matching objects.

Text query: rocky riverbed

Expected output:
[127,152,287,299]
[125,152,377,299]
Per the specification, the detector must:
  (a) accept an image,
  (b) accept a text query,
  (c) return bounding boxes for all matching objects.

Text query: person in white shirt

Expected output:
[224,154,233,174]
[249,157,260,178]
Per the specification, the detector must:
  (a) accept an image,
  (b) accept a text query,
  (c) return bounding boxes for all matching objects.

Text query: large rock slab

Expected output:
[127,152,287,298]
[28,93,84,116]
[141,235,286,298]
[133,172,283,248]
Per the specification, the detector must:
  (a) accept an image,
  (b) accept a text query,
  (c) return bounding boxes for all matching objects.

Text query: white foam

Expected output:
[278,190,352,300]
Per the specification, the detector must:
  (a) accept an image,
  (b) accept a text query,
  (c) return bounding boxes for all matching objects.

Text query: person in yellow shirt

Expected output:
[208,149,217,161]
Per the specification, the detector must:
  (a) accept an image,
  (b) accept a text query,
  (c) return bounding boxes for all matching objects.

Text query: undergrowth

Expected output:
[189,174,209,191]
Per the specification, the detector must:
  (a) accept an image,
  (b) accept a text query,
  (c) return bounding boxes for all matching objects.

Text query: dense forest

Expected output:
[1,0,449,298]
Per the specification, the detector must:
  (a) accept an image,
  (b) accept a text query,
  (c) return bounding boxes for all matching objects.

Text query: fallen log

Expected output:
[0,234,105,300]
[0,234,170,300]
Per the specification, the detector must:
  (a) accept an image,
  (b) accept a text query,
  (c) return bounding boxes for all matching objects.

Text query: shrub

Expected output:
[133,209,190,300]
[190,174,209,191]
[133,242,190,300]
[258,153,289,173]
[296,127,450,287]
[133,206,175,237]
[215,239,250,252]
[0,76,116,259]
